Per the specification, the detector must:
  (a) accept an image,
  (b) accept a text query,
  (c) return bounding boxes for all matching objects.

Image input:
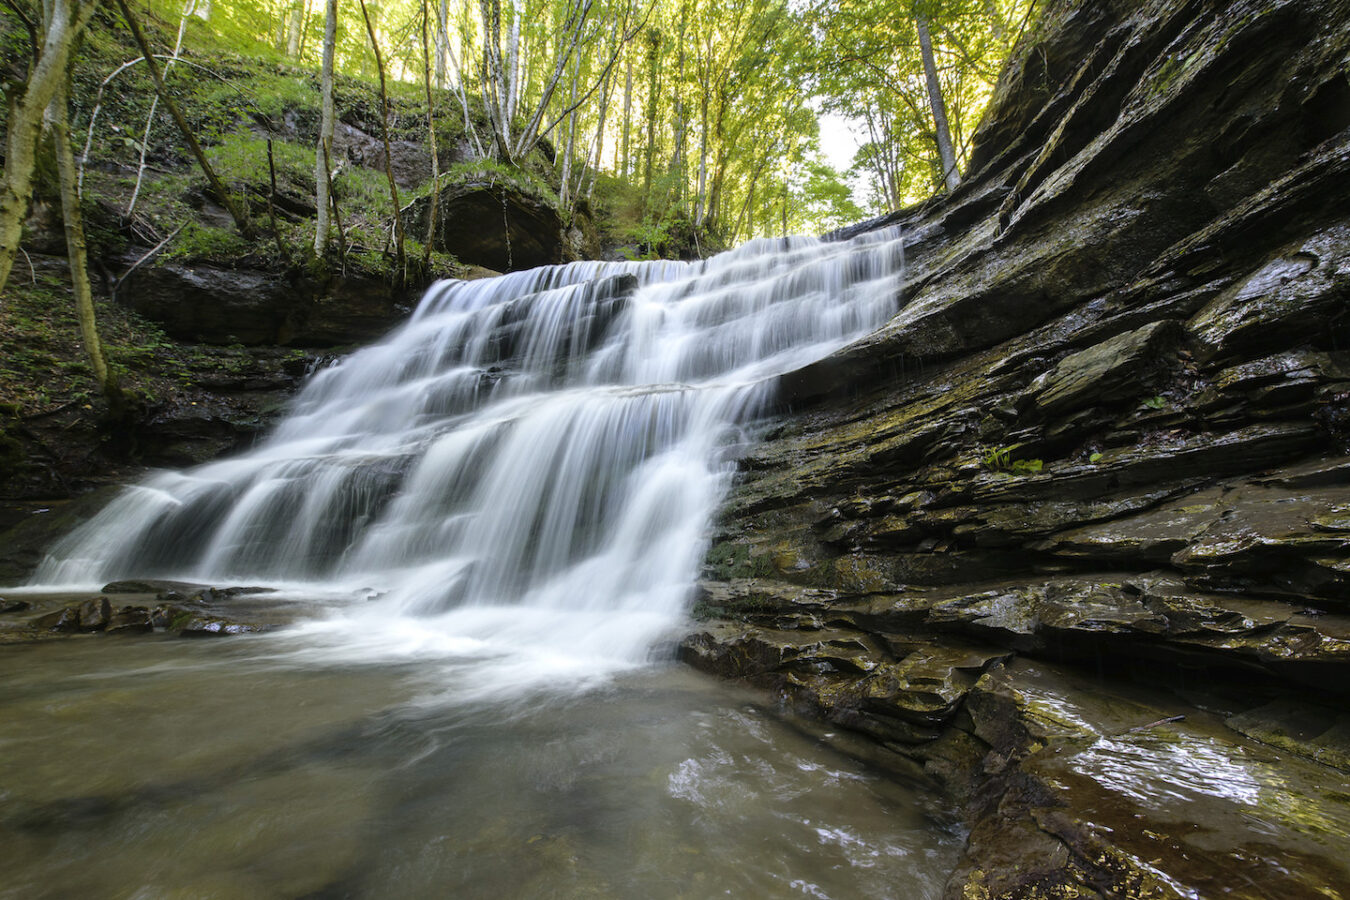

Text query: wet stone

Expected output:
[0,598,30,614]
[103,579,212,595]
[77,597,111,631]
[34,607,79,633]
[1029,320,1180,416]
[176,616,270,637]
[1226,700,1350,771]
[105,607,153,635]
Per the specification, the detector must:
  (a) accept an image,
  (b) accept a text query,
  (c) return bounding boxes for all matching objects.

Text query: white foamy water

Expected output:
[33,228,906,689]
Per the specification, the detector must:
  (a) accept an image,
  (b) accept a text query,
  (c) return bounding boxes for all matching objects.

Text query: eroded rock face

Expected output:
[119,262,416,348]
[691,0,1350,895]
[402,181,587,271]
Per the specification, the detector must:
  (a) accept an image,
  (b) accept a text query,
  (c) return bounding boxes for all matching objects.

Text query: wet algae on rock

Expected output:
[684,0,1350,896]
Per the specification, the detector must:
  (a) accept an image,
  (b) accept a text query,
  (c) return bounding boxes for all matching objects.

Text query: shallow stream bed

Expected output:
[0,630,962,899]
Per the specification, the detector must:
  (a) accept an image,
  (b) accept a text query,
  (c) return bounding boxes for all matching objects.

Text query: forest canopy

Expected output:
[0,0,1031,454]
[2,0,1032,254]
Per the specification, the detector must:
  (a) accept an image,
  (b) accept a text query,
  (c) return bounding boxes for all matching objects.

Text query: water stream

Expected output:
[0,228,971,896]
[34,227,907,690]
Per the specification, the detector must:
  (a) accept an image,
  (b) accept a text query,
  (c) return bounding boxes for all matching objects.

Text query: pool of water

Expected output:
[0,632,963,899]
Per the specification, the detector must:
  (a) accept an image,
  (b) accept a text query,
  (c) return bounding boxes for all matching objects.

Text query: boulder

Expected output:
[118,260,415,348]
[403,180,571,271]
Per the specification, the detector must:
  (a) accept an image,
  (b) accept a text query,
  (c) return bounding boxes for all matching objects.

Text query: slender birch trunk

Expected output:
[694,93,708,226]
[581,62,614,203]
[358,0,406,274]
[126,0,194,219]
[504,0,520,124]
[559,54,579,209]
[643,28,659,202]
[435,0,449,87]
[115,0,253,236]
[420,0,441,264]
[286,0,304,56]
[621,57,631,180]
[444,35,483,157]
[314,0,336,256]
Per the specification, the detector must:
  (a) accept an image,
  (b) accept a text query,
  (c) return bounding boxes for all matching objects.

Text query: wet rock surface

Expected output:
[0,584,292,644]
[690,0,1350,895]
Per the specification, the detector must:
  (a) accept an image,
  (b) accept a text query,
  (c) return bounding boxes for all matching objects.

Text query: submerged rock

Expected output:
[0,587,285,643]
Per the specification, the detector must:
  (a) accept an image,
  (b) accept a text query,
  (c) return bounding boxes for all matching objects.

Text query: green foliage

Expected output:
[162,220,251,261]
[207,130,311,189]
[1141,395,1168,410]
[980,445,1043,475]
[432,159,560,209]
[981,444,1012,470]
[810,0,1036,208]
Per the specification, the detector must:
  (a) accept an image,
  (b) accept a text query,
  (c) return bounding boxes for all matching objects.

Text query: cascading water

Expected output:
[33,226,906,688]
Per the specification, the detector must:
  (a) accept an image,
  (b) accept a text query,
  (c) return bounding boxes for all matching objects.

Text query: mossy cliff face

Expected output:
[684,0,1350,896]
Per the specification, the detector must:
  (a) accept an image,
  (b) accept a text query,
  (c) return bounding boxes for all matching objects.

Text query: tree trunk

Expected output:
[504,0,520,124]
[643,28,659,203]
[314,0,337,256]
[621,58,632,180]
[358,0,406,276]
[435,0,449,87]
[478,0,511,157]
[443,33,483,157]
[581,62,614,203]
[0,0,100,297]
[127,0,194,219]
[671,18,686,203]
[559,54,579,210]
[420,0,440,264]
[694,92,708,226]
[286,0,304,57]
[50,83,112,395]
[915,13,960,193]
[115,0,253,236]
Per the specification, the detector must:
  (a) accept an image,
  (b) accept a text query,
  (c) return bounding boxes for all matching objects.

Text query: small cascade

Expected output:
[35,227,906,672]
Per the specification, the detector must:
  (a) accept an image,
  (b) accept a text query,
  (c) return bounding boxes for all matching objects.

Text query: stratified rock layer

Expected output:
[685,0,1350,896]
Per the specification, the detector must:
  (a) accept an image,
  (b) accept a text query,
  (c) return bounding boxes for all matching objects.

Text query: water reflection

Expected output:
[0,637,960,899]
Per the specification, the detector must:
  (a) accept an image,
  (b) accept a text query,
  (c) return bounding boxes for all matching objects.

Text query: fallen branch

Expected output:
[126,0,197,219]
[113,0,254,238]
[1125,715,1185,734]
[110,222,184,302]
[264,139,291,261]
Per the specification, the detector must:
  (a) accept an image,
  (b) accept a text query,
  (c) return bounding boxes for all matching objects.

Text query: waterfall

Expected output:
[34,227,905,678]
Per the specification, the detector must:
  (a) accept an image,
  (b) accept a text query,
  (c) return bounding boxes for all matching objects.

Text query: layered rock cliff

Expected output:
[682,0,1350,896]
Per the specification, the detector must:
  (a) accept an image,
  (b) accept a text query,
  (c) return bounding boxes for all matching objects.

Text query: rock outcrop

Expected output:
[119,262,417,348]
[403,179,598,271]
[684,0,1350,895]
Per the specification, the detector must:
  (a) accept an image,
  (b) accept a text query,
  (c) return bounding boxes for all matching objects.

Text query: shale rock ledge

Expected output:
[686,0,1350,895]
